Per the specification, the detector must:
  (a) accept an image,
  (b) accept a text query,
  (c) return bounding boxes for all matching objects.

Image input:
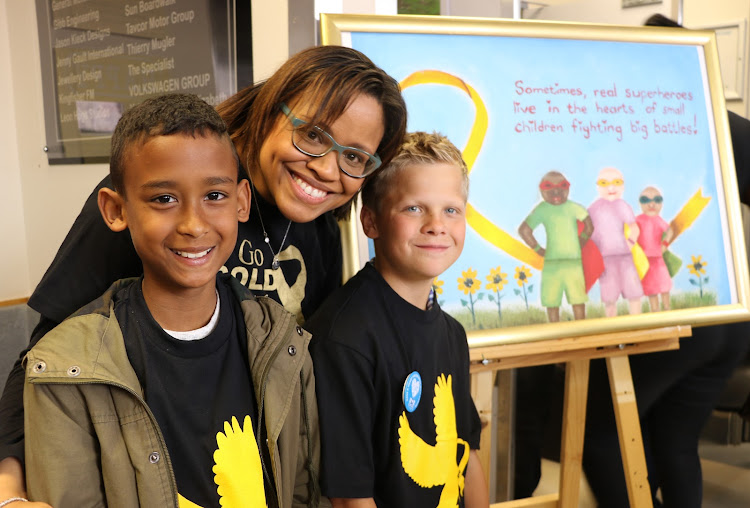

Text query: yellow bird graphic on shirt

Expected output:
[178,415,268,508]
[398,374,471,507]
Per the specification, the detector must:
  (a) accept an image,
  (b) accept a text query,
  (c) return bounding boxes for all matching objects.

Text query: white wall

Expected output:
[251,0,289,81]
[683,0,750,118]
[2,1,108,303]
[0,2,30,301]
[441,0,507,18]
[441,0,676,24]
[522,0,677,25]
[341,0,396,15]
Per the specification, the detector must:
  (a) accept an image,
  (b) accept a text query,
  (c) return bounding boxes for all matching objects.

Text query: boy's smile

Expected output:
[100,133,249,316]
[363,162,466,303]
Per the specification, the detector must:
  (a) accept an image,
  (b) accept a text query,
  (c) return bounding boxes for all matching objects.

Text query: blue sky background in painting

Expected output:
[350,31,735,317]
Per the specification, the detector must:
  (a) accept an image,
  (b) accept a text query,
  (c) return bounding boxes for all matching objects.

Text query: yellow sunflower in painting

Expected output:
[432,277,444,295]
[485,267,507,292]
[514,265,533,287]
[688,255,707,276]
[457,268,481,295]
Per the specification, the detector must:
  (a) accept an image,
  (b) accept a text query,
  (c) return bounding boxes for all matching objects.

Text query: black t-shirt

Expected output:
[27,174,342,325]
[114,275,274,507]
[307,263,481,507]
[222,180,342,322]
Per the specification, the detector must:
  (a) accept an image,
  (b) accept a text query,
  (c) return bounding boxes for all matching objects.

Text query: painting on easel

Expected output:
[321,14,750,346]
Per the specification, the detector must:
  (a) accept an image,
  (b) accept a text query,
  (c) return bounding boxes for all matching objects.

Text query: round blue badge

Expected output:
[402,371,422,413]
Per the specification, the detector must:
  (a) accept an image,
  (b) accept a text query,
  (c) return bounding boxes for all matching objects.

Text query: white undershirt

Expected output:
[163,289,220,341]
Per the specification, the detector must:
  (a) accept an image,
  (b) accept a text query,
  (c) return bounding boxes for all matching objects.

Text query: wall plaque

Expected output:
[36,0,251,163]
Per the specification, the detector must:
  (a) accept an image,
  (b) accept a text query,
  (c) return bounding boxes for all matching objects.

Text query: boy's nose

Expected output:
[423,213,446,234]
[306,151,340,181]
[177,205,209,237]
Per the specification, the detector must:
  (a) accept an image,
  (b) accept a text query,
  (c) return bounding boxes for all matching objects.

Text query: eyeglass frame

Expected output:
[596,178,625,187]
[639,195,664,204]
[279,103,382,178]
[539,179,570,190]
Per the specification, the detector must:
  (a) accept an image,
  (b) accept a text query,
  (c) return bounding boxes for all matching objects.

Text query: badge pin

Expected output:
[402,371,422,413]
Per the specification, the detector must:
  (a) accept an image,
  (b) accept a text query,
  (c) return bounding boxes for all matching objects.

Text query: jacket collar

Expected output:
[25,279,142,397]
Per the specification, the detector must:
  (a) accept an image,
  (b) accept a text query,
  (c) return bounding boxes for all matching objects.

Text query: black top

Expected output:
[307,263,481,507]
[729,111,750,204]
[115,276,273,507]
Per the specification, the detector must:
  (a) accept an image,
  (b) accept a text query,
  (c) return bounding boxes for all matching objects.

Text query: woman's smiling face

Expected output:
[254,93,385,223]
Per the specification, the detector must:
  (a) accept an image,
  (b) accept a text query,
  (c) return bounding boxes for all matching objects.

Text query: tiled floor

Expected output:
[532,441,750,507]
[699,441,750,508]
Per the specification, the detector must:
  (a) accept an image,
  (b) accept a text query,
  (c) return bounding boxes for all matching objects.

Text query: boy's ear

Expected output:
[98,187,128,232]
[360,205,379,240]
[237,179,251,222]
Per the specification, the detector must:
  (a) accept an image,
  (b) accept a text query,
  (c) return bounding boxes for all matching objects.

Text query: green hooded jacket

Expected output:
[23,277,324,508]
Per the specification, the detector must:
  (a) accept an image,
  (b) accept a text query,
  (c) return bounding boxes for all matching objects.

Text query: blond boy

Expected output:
[307,132,488,508]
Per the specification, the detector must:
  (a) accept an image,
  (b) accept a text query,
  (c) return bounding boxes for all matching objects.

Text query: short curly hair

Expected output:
[110,93,237,194]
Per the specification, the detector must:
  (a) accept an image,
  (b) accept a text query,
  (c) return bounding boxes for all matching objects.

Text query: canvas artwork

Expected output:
[322,15,750,344]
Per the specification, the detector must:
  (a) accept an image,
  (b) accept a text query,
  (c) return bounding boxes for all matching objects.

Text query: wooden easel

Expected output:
[469,325,692,508]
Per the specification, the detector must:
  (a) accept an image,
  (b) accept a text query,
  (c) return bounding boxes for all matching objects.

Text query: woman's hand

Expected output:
[0,457,52,508]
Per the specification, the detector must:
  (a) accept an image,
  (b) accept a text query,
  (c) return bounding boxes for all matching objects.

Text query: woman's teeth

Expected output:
[293,175,327,198]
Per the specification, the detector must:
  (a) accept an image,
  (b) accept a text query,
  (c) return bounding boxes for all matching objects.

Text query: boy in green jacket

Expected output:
[22,94,322,508]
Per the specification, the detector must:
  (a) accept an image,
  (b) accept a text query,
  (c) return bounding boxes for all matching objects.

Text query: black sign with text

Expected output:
[36,0,251,163]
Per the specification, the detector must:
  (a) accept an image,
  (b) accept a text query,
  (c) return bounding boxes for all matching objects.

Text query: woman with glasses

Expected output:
[0,45,407,506]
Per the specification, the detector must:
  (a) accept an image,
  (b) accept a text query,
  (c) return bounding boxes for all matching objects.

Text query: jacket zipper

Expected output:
[256,308,298,508]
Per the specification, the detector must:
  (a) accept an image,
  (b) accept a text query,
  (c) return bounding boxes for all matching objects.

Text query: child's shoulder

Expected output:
[309,264,383,322]
[306,264,392,352]
[25,278,139,381]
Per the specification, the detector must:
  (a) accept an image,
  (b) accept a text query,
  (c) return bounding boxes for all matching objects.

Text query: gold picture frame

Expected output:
[322,13,750,347]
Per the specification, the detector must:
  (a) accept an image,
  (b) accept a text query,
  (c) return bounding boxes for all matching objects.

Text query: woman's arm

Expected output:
[0,457,51,508]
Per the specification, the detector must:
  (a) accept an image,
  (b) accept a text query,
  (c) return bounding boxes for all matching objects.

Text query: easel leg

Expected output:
[495,369,515,502]
[472,370,497,491]
[606,355,653,508]
[558,359,589,508]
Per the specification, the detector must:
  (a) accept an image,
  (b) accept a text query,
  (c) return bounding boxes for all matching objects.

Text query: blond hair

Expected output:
[361,131,468,211]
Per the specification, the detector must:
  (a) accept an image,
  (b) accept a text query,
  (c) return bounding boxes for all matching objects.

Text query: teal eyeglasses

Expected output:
[280,103,382,178]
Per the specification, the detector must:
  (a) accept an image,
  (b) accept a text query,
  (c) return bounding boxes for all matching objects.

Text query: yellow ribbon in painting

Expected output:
[624,223,650,279]
[399,70,543,269]
[670,189,711,241]
[623,189,709,280]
